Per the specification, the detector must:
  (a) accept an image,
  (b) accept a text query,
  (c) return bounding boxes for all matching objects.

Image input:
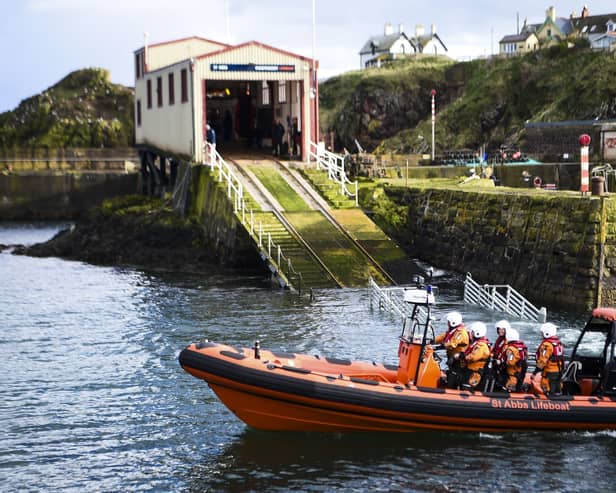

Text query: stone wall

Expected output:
[0,173,138,220]
[187,165,260,268]
[376,186,616,309]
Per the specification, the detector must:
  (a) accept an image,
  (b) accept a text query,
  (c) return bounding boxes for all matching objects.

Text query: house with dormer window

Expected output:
[571,6,616,50]
[499,5,616,55]
[535,6,574,47]
[359,22,448,68]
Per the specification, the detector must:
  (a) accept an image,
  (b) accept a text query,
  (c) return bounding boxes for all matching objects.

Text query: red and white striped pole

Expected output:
[579,134,591,195]
[431,89,436,161]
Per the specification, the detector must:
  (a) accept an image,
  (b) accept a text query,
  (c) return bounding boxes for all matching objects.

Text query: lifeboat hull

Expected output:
[179,342,616,432]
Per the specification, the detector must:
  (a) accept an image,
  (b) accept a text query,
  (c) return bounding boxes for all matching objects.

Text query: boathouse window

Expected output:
[157,76,163,107]
[278,82,286,103]
[136,100,141,126]
[261,81,270,106]
[181,69,188,103]
[168,72,175,105]
[135,53,142,79]
[147,79,152,109]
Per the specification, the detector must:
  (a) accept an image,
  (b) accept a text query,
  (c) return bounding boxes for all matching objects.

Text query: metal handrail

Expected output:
[201,143,303,292]
[204,144,244,212]
[369,277,431,325]
[369,277,410,321]
[308,141,358,206]
[463,272,547,322]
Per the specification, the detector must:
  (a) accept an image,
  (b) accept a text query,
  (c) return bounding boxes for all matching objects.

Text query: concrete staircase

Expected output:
[249,210,339,289]
[300,168,357,209]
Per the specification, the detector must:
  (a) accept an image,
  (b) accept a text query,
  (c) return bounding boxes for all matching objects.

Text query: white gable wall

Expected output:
[147,38,226,72]
[193,44,313,156]
[422,39,445,55]
[390,38,413,55]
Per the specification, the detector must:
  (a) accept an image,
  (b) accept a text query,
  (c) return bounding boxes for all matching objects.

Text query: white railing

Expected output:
[369,277,410,321]
[463,272,547,322]
[308,141,358,206]
[368,276,436,321]
[203,143,244,212]
[201,143,304,292]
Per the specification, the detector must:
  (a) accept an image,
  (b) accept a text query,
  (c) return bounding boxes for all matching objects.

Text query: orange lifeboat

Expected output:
[179,290,616,432]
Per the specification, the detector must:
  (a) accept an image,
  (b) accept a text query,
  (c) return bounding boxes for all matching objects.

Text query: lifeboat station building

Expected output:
[133,36,319,165]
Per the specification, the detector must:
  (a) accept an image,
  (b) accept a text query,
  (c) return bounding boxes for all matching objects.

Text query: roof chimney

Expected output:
[547,6,556,22]
[415,24,425,37]
[398,23,404,34]
[384,22,393,36]
[582,5,589,18]
[431,24,437,35]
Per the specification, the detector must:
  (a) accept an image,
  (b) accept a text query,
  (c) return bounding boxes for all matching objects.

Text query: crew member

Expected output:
[492,320,510,363]
[533,322,565,395]
[490,319,510,388]
[503,327,528,392]
[435,311,469,389]
[462,322,491,390]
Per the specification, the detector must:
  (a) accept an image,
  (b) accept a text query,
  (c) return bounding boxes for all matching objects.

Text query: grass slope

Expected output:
[319,46,616,154]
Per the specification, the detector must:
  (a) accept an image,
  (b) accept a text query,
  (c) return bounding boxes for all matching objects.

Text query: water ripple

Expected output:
[1,224,615,492]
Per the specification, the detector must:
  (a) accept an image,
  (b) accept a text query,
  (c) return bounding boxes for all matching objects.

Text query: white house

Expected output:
[359,23,448,68]
[134,36,319,162]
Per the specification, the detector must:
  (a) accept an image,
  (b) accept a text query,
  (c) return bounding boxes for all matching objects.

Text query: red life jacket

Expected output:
[443,325,466,345]
[464,337,490,358]
[508,340,528,361]
[536,336,564,363]
[492,335,507,359]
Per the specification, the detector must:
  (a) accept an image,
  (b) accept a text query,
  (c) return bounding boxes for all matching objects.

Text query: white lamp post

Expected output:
[431,89,437,161]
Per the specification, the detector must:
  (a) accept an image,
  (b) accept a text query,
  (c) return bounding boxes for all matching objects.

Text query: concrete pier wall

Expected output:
[373,186,616,309]
[0,173,138,220]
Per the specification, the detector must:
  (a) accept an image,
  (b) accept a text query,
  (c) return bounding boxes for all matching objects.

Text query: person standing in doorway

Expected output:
[272,120,285,156]
[292,117,301,157]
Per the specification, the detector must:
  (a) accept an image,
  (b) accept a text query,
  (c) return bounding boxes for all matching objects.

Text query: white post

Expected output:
[431,89,436,161]
[580,134,591,195]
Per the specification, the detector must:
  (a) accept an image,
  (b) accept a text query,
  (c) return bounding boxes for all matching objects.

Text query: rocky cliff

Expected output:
[0,68,134,150]
[320,45,616,155]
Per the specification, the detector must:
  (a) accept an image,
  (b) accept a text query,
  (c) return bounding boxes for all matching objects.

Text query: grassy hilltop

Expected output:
[319,45,616,154]
[0,68,134,150]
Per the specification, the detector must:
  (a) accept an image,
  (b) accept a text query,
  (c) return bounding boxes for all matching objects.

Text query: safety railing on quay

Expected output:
[369,277,410,321]
[308,141,358,206]
[463,272,547,323]
[202,143,304,293]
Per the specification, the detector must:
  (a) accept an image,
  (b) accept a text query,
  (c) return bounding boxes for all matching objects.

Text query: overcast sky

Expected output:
[2,1,615,112]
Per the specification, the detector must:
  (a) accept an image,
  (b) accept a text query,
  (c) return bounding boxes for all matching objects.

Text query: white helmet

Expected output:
[540,322,558,338]
[495,320,511,332]
[505,327,519,342]
[447,311,463,328]
[470,321,487,339]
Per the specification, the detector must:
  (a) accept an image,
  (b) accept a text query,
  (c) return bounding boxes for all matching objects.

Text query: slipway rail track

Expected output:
[270,159,397,286]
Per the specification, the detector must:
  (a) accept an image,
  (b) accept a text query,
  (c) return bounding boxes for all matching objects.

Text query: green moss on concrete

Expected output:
[248,166,311,211]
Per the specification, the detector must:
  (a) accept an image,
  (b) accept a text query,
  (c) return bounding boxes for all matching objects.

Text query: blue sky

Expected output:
[1,1,615,112]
